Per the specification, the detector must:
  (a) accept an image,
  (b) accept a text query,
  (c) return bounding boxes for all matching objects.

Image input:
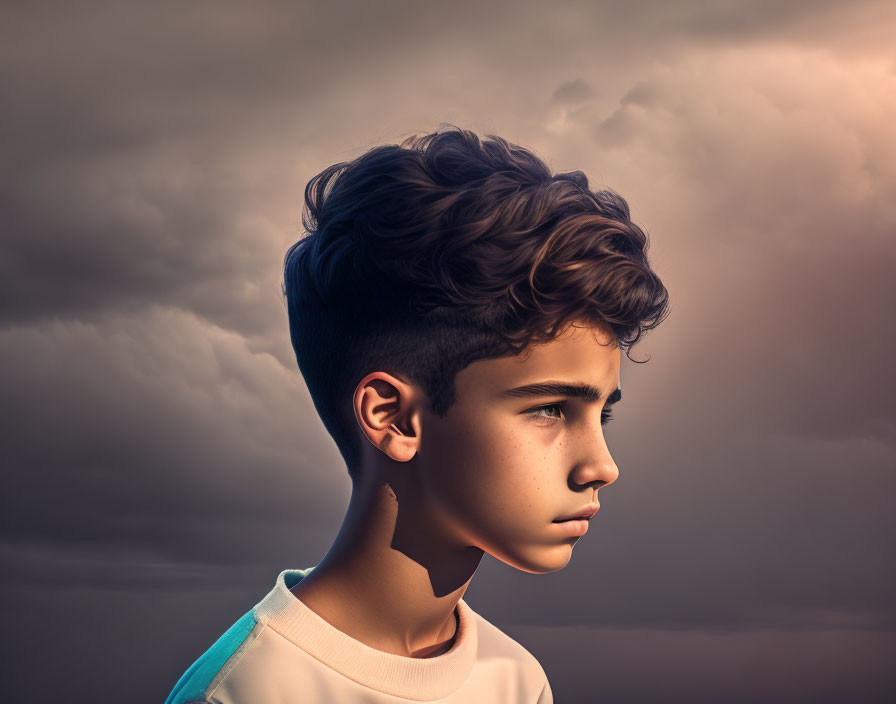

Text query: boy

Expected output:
[164,125,669,703]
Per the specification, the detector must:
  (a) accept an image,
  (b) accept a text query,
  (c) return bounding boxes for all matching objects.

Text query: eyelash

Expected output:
[525,403,614,426]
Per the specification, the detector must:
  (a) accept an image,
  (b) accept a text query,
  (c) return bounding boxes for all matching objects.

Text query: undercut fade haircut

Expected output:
[283,125,669,479]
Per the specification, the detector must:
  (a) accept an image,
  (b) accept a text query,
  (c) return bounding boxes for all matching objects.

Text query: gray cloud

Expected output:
[0,308,349,560]
[552,79,596,105]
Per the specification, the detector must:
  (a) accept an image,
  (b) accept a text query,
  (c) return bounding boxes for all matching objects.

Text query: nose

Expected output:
[570,428,620,490]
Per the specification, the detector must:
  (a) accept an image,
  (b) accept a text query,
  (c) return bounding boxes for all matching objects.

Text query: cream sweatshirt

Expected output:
[164,566,553,703]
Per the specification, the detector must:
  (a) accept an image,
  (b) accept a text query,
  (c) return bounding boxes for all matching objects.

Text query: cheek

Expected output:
[424,414,550,539]
[424,415,506,506]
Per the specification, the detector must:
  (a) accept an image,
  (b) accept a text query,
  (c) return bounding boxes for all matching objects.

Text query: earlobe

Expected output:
[383,421,418,463]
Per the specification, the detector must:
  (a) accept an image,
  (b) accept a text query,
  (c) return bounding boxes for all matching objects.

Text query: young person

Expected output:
[164,125,669,703]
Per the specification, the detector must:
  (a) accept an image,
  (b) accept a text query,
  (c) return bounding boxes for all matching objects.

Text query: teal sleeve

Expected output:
[163,610,258,704]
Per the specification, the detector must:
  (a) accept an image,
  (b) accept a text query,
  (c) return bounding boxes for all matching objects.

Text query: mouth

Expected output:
[551,518,590,536]
[553,504,600,522]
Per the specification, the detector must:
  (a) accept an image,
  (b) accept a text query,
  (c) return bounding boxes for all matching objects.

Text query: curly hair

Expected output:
[283,125,669,478]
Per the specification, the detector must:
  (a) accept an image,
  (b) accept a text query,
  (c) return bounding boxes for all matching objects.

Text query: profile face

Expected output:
[416,320,622,573]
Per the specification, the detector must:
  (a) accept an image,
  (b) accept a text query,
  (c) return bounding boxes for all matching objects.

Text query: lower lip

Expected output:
[552,519,590,536]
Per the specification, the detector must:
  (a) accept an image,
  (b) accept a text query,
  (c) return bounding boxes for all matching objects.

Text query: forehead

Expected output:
[455,322,621,399]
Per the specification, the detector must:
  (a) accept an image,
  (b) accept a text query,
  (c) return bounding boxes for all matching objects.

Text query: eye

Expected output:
[524,403,615,426]
[525,403,565,424]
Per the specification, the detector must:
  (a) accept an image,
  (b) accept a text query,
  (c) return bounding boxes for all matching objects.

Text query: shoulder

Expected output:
[164,609,264,704]
[469,607,552,699]
[472,608,546,672]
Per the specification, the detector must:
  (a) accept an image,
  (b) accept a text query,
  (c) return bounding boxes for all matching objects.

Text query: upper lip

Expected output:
[553,505,600,522]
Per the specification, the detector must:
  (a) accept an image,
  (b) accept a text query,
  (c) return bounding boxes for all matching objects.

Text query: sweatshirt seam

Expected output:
[205,620,268,700]
[264,624,380,688]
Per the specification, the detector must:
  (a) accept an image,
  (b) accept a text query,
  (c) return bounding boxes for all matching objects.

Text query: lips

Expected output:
[553,505,600,522]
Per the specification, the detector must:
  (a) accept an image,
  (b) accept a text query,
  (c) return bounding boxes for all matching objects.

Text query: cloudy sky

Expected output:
[2,1,894,702]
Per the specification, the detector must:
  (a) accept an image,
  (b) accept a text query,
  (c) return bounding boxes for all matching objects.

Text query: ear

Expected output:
[352,372,422,463]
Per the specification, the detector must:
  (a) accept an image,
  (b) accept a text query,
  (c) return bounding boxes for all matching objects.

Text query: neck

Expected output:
[291,469,484,658]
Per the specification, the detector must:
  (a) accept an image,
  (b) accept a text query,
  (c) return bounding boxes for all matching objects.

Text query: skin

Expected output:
[291,319,621,658]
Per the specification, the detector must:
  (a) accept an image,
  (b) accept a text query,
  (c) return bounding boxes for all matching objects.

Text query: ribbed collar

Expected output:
[252,567,479,701]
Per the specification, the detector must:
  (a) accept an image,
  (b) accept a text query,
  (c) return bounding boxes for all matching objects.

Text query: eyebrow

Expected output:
[499,381,622,405]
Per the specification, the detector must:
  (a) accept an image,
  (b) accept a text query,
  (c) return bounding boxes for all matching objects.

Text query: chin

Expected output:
[492,544,574,575]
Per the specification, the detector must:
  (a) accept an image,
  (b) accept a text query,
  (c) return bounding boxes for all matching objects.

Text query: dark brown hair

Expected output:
[283,125,669,478]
